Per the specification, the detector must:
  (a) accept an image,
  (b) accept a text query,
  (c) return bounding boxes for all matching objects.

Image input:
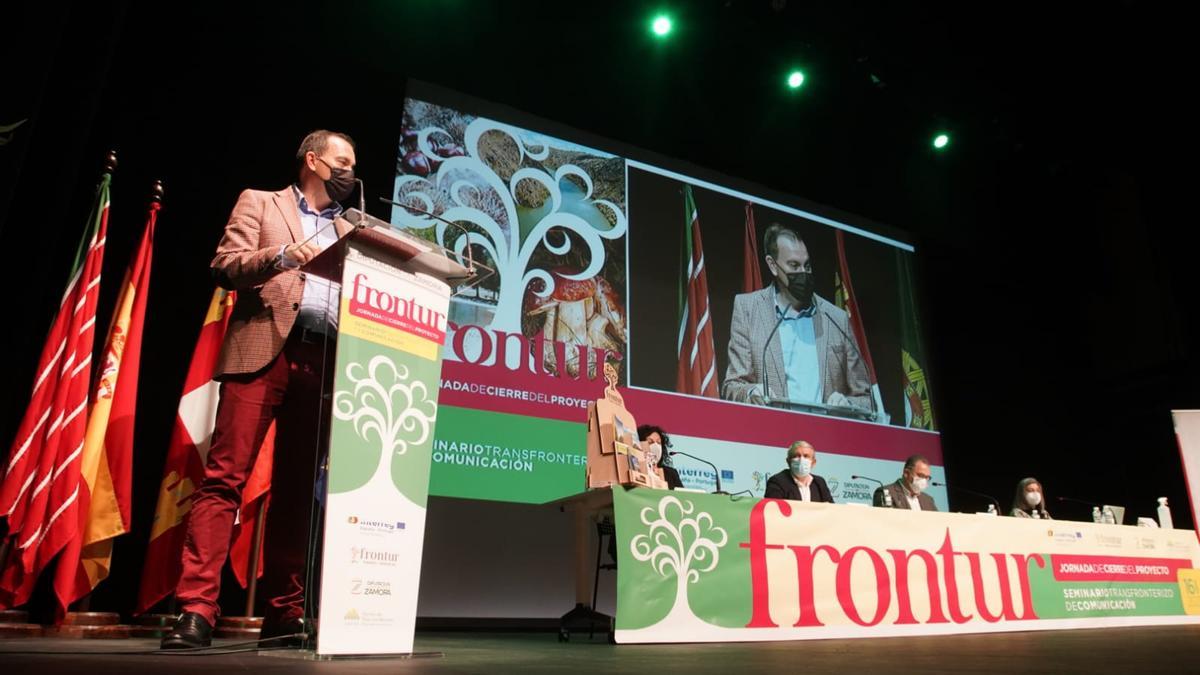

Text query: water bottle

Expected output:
[1031,508,1041,519]
[1157,497,1174,529]
[1102,507,1115,525]
[1092,506,1102,523]
[883,489,893,507]
[986,503,997,516]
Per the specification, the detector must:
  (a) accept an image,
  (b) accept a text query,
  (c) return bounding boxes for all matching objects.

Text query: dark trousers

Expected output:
[175,328,333,626]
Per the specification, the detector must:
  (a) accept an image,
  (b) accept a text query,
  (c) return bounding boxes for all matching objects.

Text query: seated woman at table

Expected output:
[1009,477,1052,519]
[637,424,684,489]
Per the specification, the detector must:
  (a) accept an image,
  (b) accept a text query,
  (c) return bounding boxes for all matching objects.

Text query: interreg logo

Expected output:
[348,515,407,534]
[349,546,400,565]
[629,496,728,627]
[1046,529,1084,545]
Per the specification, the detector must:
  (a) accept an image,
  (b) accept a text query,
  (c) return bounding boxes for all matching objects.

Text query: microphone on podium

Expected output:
[668,450,728,495]
[852,475,884,488]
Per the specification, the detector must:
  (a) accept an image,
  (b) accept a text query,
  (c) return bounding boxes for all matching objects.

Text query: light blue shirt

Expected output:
[284,186,341,332]
[775,291,821,404]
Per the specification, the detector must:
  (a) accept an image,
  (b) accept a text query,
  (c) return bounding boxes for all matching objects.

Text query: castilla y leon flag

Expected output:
[675,185,719,398]
[51,196,157,614]
[833,230,886,422]
[0,171,110,609]
[897,250,935,430]
[134,288,235,614]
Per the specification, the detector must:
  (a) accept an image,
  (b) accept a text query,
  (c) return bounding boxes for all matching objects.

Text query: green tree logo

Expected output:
[630,495,728,626]
[332,355,437,471]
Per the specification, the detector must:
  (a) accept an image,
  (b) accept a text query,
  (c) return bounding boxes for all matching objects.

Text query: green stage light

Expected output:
[933,133,951,150]
[651,15,673,37]
[787,70,806,89]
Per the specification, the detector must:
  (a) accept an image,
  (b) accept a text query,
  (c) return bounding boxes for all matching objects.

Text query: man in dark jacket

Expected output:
[763,440,834,502]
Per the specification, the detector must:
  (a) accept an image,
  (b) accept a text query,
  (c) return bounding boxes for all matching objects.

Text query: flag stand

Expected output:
[213,499,267,640]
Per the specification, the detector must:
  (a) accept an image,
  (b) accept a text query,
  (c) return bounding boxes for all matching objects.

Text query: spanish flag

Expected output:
[134,288,233,614]
[52,190,157,614]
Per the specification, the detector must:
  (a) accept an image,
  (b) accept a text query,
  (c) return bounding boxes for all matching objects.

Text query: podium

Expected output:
[765,397,876,422]
[300,209,473,657]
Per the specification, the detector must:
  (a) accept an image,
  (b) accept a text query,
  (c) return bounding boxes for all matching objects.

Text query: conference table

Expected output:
[550,486,1200,644]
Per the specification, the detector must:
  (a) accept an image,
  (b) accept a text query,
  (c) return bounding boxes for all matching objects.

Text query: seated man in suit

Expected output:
[721,223,872,414]
[873,454,938,511]
[764,440,834,502]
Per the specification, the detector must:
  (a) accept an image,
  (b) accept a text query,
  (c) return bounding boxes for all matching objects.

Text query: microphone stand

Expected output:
[669,450,727,495]
[760,310,787,405]
[851,475,884,488]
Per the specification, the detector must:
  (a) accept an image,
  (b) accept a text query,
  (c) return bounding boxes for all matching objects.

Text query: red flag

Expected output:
[228,423,275,589]
[0,172,110,608]
[52,195,156,614]
[675,185,719,398]
[134,289,234,614]
[742,202,762,293]
[834,230,885,421]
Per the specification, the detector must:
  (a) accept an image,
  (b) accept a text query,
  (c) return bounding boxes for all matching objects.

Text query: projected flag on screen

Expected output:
[898,251,935,430]
[834,230,885,422]
[675,185,718,398]
[742,202,762,293]
[0,171,109,609]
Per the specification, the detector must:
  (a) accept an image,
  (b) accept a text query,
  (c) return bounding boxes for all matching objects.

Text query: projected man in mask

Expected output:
[721,223,872,412]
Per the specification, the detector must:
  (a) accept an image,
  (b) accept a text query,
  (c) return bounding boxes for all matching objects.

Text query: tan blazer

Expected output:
[210,187,351,377]
[720,287,873,410]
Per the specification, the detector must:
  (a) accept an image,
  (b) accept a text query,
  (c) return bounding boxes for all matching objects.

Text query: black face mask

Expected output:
[318,157,356,202]
[783,270,815,308]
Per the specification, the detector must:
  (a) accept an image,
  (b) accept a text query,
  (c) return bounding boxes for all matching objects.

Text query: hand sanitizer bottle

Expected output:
[1157,497,1174,530]
[1092,506,1102,523]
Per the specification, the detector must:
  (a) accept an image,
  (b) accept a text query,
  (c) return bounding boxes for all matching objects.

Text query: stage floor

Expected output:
[2,626,1199,673]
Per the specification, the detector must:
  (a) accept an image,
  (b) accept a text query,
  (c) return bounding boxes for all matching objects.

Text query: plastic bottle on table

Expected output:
[1157,497,1174,529]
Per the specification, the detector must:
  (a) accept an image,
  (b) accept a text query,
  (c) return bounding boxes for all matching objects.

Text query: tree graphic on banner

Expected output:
[629,495,728,626]
[391,118,627,335]
[332,355,437,495]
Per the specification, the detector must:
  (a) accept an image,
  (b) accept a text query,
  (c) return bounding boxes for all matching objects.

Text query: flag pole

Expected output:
[0,538,10,580]
[243,498,268,616]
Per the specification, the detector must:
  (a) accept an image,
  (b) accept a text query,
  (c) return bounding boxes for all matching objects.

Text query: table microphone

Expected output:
[852,475,884,488]
[668,450,728,495]
[931,481,1001,513]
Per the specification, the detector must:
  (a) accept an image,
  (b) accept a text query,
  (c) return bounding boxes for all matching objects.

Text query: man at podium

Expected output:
[720,223,872,414]
[162,130,357,649]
